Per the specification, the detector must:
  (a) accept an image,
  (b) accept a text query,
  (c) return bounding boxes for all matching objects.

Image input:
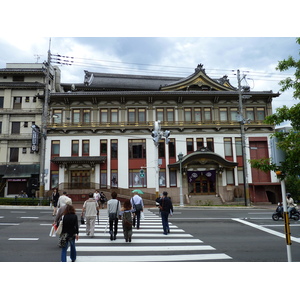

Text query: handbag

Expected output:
[49,225,56,237]
[58,233,68,248]
[56,216,63,236]
[140,211,145,220]
[81,215,85,225]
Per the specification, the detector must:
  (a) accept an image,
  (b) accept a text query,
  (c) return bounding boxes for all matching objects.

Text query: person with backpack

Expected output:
[130,191,144,229]
[120,199,134,242]
[156,191,173,235]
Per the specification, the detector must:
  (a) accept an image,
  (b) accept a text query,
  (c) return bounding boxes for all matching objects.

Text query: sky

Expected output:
[0,36,299,115]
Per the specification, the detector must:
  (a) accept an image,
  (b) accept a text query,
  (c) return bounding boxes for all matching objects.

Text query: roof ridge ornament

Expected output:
[195,63,205,73]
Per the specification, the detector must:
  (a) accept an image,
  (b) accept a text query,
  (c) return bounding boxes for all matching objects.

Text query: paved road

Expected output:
[1,205,299,262]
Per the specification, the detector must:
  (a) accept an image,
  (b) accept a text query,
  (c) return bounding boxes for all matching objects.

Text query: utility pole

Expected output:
[237,70,250,206]
[39,40,51,199]
[151,121,170,199]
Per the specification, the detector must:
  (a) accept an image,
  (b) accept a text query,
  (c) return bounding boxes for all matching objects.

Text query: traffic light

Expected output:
[139,169,145,178]
[163,130,170,144]
[151,130,161,146]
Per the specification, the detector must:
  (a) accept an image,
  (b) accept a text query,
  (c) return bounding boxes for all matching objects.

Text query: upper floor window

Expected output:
[235,137,242,156]
[230,108,238,121]
[82,140,89,156]
[53,110,62,124]
[204,108,212,121]
[128,108,145,124]
[128,139,146,159]
[100,139,107,155]
[10,148,19,162]
[0,96,4,108]
[246,108,254,121]
[13,97,22,109]
[111,139,118,159]
[186,138,194,154]
[158,140,165,158]
[168,138,176,158]
[207,138,214,152]
[51,140,60,157]
[71,140,79,156]
[194,108,201,122]
[220,108,228,121]
[184,108,192,122]
[72,109,91,124]
[224,137,232,156]
[196,138,204,150]
[257,108,265,121]
[11,122,20,134]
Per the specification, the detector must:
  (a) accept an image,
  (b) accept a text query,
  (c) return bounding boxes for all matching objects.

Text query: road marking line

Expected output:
[76,238,203,244]
[20,217,39,219]
[74,245,215,252]
[0,223,19,226]
[232,218,300,244]
[74,253,232,262]
[8,238,39,241]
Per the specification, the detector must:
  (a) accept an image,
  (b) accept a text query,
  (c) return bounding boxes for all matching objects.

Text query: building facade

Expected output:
[0,63,61,198]
[44,64,281,204]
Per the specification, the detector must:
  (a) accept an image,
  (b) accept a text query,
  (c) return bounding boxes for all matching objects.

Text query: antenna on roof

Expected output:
[34,54,43,63]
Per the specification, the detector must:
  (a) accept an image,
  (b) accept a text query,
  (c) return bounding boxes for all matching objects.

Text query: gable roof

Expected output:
[160,64,236,91]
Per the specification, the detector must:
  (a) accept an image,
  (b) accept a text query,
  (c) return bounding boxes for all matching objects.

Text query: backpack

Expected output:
[123,211,133,229]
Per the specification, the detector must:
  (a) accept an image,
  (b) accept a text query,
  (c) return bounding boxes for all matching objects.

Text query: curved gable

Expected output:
[160,64,236,92]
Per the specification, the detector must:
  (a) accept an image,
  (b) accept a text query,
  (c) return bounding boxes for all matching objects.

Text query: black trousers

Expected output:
[133,210,141,229]
[109,218,118,236]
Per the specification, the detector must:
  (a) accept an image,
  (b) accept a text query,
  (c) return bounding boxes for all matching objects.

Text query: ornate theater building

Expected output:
[44,64,281,205]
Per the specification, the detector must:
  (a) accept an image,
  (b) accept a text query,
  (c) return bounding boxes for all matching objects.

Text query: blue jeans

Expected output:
[161,211,170,234]
[61,237,76,262]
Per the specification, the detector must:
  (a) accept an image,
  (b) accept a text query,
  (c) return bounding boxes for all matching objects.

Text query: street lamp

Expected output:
[178,152,184,207]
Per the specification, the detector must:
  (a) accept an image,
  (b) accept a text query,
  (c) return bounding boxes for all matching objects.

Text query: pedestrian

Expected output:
[286,193,296,218]
[82,192,99,237]
[99,192,107,209]
[54,199,72,227]
[93,190,100,203]
[131,191,144,229]
[120,199,134,242]
[59,204,79,262]
[107,191,121,241]
[57,191,72,208]
[51,188,60,216]
[156,191,173,235]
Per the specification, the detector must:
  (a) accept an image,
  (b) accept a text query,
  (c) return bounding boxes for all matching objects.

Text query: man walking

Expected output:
[82,192,99,237]
[107,191,121,240]
[57,191,72,209]
[156,191,173,235]
[130,191,144,229]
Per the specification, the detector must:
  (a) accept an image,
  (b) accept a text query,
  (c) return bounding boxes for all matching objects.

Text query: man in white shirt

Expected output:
[57,191,72,208]
[130,191,144,229]
[82,192,99,237]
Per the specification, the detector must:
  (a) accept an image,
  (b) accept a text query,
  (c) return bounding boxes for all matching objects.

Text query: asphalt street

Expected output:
[0,205,300,262]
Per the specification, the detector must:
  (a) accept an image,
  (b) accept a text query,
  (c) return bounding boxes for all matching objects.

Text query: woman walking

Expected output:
[60,204,79,262]
[121,199,134,242]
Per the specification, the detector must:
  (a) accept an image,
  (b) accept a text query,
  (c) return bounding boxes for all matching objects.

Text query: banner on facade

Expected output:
[187,170,216,183]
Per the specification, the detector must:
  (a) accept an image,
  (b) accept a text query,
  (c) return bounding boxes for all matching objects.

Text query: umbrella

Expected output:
[132,189,144,194]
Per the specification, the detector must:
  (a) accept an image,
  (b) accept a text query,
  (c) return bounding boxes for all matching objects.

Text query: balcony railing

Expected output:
[48,120,267,130]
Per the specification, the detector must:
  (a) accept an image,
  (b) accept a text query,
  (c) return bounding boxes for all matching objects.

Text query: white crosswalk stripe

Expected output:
[69,209,232,262]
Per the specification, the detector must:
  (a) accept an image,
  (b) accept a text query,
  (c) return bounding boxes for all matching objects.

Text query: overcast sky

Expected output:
[1,37,298,113]
[1,2,299,116]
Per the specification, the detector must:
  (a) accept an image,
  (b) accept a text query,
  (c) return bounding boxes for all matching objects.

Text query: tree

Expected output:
[250,38,300,183]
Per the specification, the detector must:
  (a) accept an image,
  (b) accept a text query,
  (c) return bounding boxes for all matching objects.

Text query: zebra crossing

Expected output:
[70,209,232,262]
